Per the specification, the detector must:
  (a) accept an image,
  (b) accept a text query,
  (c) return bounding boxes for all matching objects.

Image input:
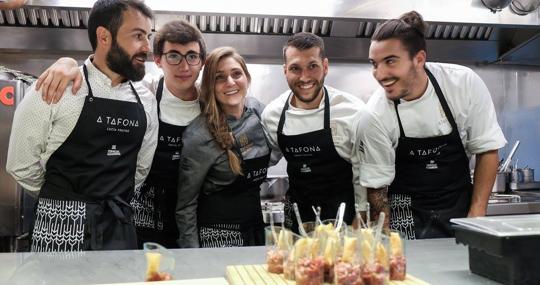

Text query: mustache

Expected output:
[296,80,317,85]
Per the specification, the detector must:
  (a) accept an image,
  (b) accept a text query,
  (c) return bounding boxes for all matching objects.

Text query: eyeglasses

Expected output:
[162,51,201,66]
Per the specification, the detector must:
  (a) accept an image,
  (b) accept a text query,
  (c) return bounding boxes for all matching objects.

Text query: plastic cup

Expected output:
[143,242,174,281]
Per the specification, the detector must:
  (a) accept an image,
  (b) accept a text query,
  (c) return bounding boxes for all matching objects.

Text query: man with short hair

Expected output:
[6,0,159,251]
[262,32,367,232]
[357,11,506,239]
[130,20,205,248]
[34,19,206,248]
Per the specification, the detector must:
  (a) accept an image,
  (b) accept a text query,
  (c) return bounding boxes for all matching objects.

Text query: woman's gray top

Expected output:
[175,97,269,247]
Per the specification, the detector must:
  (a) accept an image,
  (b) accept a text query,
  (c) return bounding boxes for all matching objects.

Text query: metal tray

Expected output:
[509,181,540,191]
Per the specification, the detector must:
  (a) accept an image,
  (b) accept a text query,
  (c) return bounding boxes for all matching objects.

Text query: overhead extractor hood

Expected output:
[0,0,539,65]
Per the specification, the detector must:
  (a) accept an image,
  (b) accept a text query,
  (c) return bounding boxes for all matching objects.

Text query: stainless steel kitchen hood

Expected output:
[0,0,539,65]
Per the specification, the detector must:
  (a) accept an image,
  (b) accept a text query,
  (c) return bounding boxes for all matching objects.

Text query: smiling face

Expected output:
[283,46,328,109]
[155,41,203,95]
[214,56,250,115]
[368,38,426,101]
[106,7,152,81]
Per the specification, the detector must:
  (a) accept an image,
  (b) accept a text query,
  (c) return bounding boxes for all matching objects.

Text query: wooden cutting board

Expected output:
[226,264,430,285]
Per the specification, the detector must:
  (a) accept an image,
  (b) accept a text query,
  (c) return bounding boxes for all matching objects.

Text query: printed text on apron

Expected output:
[389,68,472,239]
[32,65,147,251]
[277,87,355,233]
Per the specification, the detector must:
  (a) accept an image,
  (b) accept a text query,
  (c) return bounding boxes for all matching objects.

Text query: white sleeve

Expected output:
[357,110,396,189]
[6,85,52,191]
[134,97,158,188]
[464,72,507,154]
[350,115,367,211]
[141,73,160,94]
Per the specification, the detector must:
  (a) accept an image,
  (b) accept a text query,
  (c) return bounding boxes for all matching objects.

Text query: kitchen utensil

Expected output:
[492,172,508,193]
[522,168,534,183]
[500,141,520,172]
[510,168,523,183]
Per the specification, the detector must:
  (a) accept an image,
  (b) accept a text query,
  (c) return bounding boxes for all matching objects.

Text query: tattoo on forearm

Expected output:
[367,187,390,227]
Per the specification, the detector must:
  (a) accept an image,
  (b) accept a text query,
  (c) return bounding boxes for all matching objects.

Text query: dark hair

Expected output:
[153,20,207,61]
[87,0,153,51]
[282,32,326,62]
[371,11,428,58]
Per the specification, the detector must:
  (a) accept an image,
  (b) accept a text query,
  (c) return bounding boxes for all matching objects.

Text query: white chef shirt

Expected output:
[6,57,159,191]
[261,85,368,210]
[356,62,507,189]
[142,74,201,126]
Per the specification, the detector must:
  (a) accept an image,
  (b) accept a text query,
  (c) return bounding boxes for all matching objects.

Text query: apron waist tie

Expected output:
[87,196,132,250]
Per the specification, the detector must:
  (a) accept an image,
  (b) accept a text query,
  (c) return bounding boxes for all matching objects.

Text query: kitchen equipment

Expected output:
[452,214,540,285]
[489,193,522,204]
[521,167,534,183]
[481,0,512,12]
[510,168,523,183]
[259,176,288,202]
[0,72,35,252]
[500,140,520,172]
[261,202,284,224]
[492,172,509,193]
[509,181,540,191]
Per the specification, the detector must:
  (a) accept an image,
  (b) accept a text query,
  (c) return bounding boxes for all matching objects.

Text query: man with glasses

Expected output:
[35,19,206,248]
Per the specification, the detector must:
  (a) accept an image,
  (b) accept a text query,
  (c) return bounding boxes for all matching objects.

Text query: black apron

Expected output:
[32,64,147,251]
[389,68,472,239]
[132,78,187,248]
[197,115,270,247]
[277,87,355,233]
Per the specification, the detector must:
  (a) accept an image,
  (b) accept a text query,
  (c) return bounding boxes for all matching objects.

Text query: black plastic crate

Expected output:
[454,225,540,285]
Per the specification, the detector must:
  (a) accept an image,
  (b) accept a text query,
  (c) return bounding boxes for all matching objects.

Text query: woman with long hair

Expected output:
[175,47,270,248]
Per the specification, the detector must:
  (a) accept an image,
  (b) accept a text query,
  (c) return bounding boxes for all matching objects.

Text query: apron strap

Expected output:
[82,65,94,99]
[393,99,406,137]
[277,87,330,135]
[83,64,142,105]
[425,68,459,132]
[156,76,164,116]
[424,67,469,167]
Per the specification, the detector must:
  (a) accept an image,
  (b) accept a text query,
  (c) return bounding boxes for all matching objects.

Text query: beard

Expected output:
[382,67,418,101]
[290,77,325,104]
[106,40,146,82]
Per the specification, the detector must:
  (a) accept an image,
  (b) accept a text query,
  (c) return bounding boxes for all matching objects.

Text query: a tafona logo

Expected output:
[107,145,121,156]
[285,146,321,153]
[97,116,139,127]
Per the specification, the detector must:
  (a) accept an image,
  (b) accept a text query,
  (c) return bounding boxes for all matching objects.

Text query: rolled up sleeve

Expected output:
[464,72,507,154]
[6,86,51,191]
[356,110,396,189]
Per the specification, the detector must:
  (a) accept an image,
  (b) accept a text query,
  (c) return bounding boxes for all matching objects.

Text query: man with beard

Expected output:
[6,0,158,251]
[36,20,206,249]
[356,11,506,239]
[262,32,367,232]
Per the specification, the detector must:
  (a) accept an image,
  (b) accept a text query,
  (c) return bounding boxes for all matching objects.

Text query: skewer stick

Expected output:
[293,203,309,237]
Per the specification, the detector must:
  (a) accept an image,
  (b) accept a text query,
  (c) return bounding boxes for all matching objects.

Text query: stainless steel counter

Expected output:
[487,191,540,216]
[0,238,501,285]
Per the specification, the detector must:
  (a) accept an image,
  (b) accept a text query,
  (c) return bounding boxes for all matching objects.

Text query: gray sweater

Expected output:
[176,97,269,247]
